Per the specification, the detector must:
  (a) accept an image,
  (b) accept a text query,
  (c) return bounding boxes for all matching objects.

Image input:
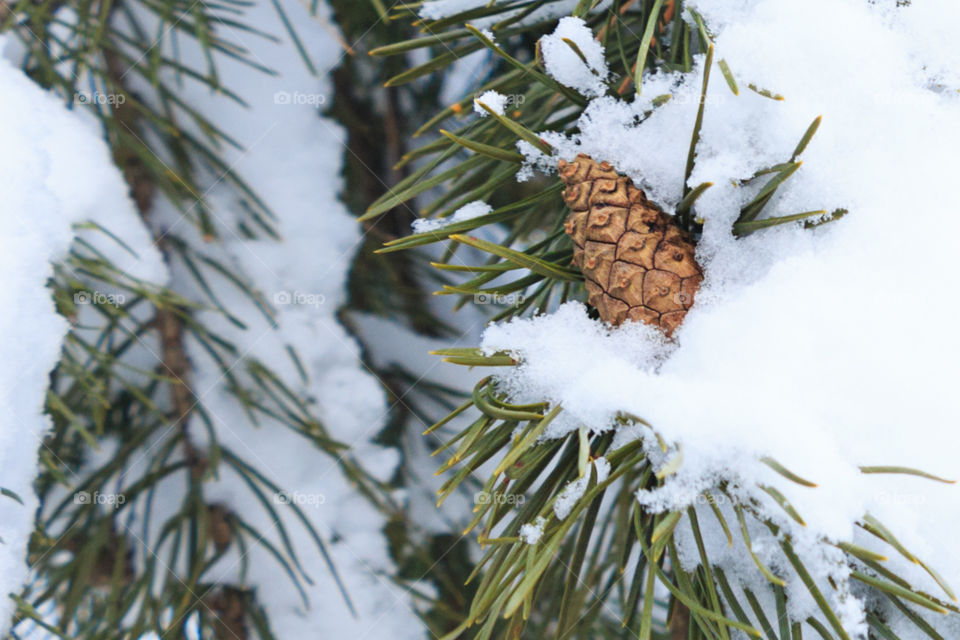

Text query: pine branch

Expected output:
[364,3,948,634]
[5,1,408,637]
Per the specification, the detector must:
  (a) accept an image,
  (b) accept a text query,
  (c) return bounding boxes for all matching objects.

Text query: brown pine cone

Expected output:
[559,154,703,335]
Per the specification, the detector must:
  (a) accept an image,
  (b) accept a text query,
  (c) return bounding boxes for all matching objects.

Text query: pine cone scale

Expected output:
[559,154,703,335]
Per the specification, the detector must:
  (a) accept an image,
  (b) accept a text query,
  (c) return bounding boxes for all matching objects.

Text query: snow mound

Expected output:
[540,17,609,98]
[413,200,493,234]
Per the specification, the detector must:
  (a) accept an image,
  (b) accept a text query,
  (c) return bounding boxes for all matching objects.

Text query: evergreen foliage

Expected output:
[3,1,400,638]
[368,2,955,639]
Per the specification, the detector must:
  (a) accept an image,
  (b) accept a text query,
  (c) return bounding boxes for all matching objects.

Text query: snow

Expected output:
[419,0,494,20]
[352,311,487,535]
[480,0,960,636]
[412,200,493,233]
[0,36,166,634]
[539,17,609,98]
[552,456,610,520]
[421,0,613,29]
[519,516,547,544]
[474,90,508,116]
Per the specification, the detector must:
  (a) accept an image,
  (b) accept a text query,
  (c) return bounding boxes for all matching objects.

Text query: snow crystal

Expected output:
[593,456,611,483]
[553,457,611,520]
[422,0,613,30]
[419,0,494,20]
[474,90,507,116]
[539,17,609,98]
[519,517,547,544]
[486,0,960,635]
[554,477,587,520]
[0,36,166,634]
[413,200,493,234]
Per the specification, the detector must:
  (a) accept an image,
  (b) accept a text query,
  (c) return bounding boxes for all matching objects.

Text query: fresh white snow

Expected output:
[474,90,508,116]
[539,17,609,98]
[421,0,613,30]
[553,456,610,520]
[412,200,494,234]
[420,0,495,20]
[519,516,547,544]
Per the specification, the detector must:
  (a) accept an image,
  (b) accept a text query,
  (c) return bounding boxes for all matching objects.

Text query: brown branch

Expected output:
[671,603,690,640]
[104,50,206,477]
[208,587,250,640]
[104,45,246,637]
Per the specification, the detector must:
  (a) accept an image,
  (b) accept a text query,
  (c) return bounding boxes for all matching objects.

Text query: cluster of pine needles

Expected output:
[367,1,953,639]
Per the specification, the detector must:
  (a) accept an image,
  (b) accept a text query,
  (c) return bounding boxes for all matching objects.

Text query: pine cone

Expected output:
[559,154,702,335]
